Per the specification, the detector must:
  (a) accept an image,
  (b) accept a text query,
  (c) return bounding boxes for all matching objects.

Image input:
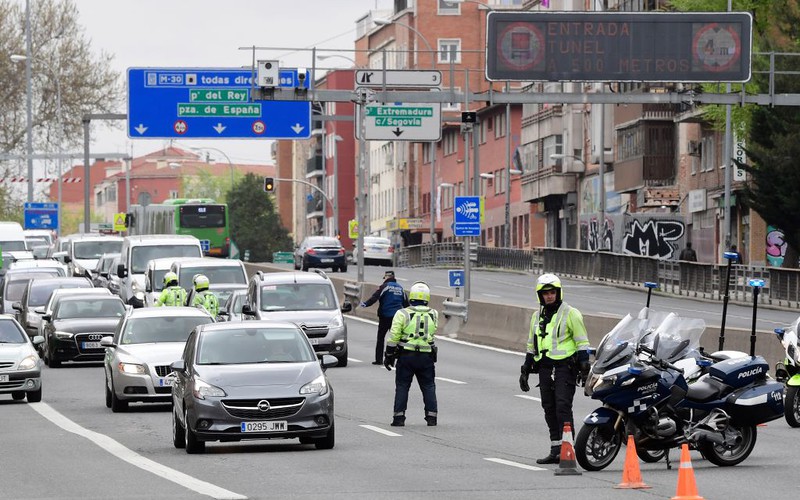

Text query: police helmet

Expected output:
[163,271,179,288]
[408,281,431,304]
[193,274,210,292]
[536,273,562,303]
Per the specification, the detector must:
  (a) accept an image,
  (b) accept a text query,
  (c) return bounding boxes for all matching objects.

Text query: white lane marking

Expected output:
[360,425,402,437]
[434,285,449,290]
[29,403,246,500]
[482,293,501,298]
[348,357,363,363]
[515,395,541,402]
[484,457,546,471]
[435,377,467,385]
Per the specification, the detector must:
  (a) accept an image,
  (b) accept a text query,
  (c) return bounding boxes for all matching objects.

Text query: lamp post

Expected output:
[331,134,343,238]
[317,54,358,67]
[374,19,434,69]
[11,52,63,234]
[23,0,33,203]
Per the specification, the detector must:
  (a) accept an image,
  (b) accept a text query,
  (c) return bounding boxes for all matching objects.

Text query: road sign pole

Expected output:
[463,71,471,302]
[356,89,368,284]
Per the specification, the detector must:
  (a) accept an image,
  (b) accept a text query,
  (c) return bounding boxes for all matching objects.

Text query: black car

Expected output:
[293,236,347,272]
[42,295,126,367]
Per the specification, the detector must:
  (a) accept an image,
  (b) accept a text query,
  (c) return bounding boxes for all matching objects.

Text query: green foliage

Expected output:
[0,185,23,222]
[227,173,293,262]
[181,167,240,203]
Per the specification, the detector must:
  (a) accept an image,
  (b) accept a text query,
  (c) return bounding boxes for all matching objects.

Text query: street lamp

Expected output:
[188,146,235,193]
[316,54,357,67]
[11,52,63,233]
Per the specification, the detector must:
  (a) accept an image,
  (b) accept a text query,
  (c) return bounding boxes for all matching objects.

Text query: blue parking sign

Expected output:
[448,270,465,288]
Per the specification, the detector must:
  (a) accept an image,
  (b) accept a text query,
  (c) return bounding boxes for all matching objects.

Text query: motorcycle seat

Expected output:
[685,375,728,403]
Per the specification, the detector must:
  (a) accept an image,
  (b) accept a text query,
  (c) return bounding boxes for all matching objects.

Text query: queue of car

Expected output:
[1,224,344,453]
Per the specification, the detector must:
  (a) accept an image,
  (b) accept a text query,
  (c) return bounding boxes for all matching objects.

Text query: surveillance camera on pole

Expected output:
[257,60,280,88]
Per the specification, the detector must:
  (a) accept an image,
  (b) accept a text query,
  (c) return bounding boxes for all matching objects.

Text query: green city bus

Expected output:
[129,198,231,257]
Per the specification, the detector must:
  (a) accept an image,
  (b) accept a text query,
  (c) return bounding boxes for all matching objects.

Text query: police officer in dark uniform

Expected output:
[519,273,590,464]
[360,270,408,365]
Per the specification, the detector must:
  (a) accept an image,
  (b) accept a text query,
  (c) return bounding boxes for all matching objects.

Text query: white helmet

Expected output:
[408,281,431,303]
[536,273,562,303]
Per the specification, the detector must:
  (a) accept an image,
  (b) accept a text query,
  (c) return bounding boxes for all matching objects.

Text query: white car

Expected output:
[0,316,43,402]
[101,306,214,412]
[360,236,394,266]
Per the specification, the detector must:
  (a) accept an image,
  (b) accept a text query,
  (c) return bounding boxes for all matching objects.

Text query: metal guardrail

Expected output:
[343,281,361,306]
[442,299,468,321]
[396,244,800,307]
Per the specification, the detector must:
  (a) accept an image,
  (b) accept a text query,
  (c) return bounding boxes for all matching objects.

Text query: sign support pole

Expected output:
[356,89,368,284]
[463,70,472,302]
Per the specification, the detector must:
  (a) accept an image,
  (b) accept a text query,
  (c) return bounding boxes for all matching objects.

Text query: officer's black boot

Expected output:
[391,415,405,427]
[535,446,561,465]
[425,416,437,426]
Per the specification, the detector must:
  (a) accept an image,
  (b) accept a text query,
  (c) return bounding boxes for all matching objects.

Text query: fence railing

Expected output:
[396,244,800,308]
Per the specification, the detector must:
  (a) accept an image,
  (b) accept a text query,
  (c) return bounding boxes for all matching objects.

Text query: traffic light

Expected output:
[264,177,275,192]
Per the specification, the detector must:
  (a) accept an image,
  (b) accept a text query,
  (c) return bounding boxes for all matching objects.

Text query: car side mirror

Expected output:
[100,337,115,347]
[33,307,45,314]
[170,359,186,373]
[41,314,51,322]
[341,301,353,313]
[241,304,255,316]
[320,354,338,369]
[12,302,22,312]
[117,264,127,278]
[31,336,44,346]
[64,255,72,263]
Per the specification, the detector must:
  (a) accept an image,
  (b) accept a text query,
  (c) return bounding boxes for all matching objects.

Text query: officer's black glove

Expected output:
[384,346,397,371]
[519,365,530,392]
[577,350,591,387]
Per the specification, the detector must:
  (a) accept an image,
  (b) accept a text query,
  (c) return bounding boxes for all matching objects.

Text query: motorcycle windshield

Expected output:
[594,308,684,372]
[646,313,706,363]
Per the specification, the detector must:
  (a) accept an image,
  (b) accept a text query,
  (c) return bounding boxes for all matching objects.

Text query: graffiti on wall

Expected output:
[585,216,613,251]
[766,225,787,267]
[622,219,685,259]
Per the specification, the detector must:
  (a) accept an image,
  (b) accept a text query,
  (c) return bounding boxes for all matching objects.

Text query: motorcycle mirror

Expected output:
[775,328,785,336]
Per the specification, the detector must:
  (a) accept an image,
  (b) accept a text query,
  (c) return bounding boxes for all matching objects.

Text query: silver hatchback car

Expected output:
[171,320,337,454]
[102,307,214,412]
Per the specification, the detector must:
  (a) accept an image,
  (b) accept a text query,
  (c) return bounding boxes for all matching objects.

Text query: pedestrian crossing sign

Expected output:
[113,213,127,232]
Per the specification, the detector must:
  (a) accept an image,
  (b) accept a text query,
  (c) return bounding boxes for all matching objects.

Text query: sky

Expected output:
[75,0,394,165]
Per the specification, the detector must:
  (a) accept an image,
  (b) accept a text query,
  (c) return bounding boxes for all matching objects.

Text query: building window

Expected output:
[95,192,103,207]
[444,130,458,156]
[438,0,460,15]
[479,119,487,144]
[543,135,563,167]
[494,111,507,139]
[443,86,462,111]
[438,39,461,64]
[701,136,716,172]
[423,142,432,164]
[106,184,117,202]
[169,190,179,199]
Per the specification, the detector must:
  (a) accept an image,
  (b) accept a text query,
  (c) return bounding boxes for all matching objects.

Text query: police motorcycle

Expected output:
[772,316,800,427]
[576,310,784,471]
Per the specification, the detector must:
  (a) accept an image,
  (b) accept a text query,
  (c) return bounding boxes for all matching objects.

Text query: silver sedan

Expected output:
[102,306,214,412]
[0,316,44,402]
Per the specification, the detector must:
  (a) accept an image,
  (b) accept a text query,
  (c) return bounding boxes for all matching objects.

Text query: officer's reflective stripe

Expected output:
[547,305,570,356]
[398,341,432,352]
[426,411,438,417]
[551,440,562,446]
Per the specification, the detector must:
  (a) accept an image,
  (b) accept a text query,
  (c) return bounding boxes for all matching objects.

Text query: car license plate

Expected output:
[241,421,287,433]
[81,341,102,349]
[308,338,319,345]
[321,258,334,263]
[0,375,8,382]
[159,377,174,387]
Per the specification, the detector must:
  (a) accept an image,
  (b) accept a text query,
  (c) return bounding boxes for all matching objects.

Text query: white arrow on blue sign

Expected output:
[127,68,311,139]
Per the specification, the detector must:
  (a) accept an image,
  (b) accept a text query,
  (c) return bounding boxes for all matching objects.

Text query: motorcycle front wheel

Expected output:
[784,385,800,428]
[575,423,624,471]
[698,424,757,467]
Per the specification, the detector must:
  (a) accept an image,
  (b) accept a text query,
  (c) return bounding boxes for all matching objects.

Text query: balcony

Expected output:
[305,192,324,219]
[306,155,323,178]
[520,164,578,202]
[614,121,675,193]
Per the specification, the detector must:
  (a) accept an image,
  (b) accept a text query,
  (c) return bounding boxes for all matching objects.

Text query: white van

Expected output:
[65,234,123,278]
[0,222,28,253]
[116,235,203,307]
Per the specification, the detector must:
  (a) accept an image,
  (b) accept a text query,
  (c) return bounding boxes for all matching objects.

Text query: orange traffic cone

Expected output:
[671,444,705,500]
[554,422,582,476]
[614,435,651,489]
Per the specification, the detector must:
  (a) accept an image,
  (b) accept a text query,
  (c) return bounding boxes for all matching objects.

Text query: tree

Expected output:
[181,167,241,204]
[0,0,122,203]
[228,173,293,262]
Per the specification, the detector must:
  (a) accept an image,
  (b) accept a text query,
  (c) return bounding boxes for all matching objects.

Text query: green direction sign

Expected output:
[177,103,261,117]
[359,101,441,142]
[189,89,248,102]
[272,251,294,264]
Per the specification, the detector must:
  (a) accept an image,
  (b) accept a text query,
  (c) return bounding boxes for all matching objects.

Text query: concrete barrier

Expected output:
[243,263,785,368]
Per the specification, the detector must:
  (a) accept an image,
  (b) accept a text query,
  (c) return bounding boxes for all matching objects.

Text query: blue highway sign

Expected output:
[127,67,311,139]
[454,196,481,237]
[23,202,58,230]
[448,270,465,288]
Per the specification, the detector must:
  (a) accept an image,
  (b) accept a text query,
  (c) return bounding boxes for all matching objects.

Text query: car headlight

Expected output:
[74,264,85,275]
[118,362,146,374]
[18,355,38,370]
[300,374,328,396]
[328,314,343,329]
[193,377,226,399]
[54,331,74,340]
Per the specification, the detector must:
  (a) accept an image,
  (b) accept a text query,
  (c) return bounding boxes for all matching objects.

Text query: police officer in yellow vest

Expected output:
[191,274,219,317]
[384,281,439,427]
[156,271,187,307]
[519,273,590,464]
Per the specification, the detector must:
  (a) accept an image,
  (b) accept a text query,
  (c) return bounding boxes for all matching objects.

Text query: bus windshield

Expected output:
[179,205,225,228]
[131,245,202,274]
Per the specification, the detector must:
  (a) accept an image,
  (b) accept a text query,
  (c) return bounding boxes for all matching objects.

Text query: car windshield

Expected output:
[197,327,315,365]
[30,281,91,307]
[73,240,122,259]
[178,266,246,289]
[131,245,201,274]
[210,288,239,304]
[260,283,336,311]
[0,321,27,343]
[26,237,48,247]
[121,315,212,344]
[308,237,341,249]
[152,269,169,292]
[0,240,26,252]
[56,298,125,320]
[100,255,120,273]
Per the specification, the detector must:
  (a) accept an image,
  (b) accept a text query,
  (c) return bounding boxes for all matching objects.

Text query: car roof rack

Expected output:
[312,268,329,280]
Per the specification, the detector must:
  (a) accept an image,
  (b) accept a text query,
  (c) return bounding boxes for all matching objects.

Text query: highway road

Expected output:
[4,316,800,499]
